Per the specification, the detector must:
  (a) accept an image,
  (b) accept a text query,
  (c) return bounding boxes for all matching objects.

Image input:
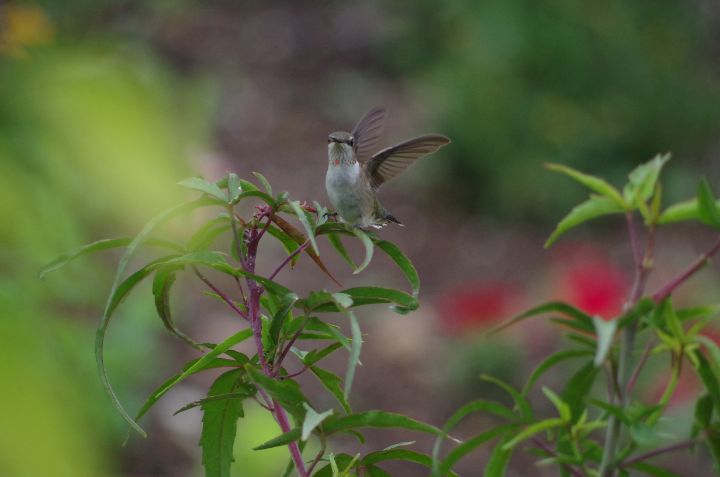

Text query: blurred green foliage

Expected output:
[382,0,720,220]
[0,4,215,472]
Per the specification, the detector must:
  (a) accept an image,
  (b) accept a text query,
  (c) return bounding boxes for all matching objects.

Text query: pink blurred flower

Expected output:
[554,248,629,321]
[437,282,523,334]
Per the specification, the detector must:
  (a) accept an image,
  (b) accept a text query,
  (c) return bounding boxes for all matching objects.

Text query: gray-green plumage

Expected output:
[325,107,450,228]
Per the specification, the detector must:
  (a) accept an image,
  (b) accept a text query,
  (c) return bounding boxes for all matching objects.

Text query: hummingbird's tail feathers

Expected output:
[384,214,404,227]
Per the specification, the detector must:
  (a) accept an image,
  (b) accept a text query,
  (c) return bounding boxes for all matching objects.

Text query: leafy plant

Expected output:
[41,172,442,477]
[431,154,720,476]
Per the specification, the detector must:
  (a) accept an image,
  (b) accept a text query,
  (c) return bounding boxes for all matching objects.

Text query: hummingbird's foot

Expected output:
[384,214,404,227]
[323,211,339,221]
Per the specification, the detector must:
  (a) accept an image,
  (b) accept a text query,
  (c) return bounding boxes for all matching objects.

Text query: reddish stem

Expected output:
[245,224,308,477]
[620,439,695,467]
[652,236,720,303]
[269,240,311,281]
[193,267,248,320]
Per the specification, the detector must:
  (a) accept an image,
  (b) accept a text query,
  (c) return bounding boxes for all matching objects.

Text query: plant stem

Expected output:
[620,439,695,468]
[269,240,311,281]
[244,225,308,477]
[652,235,720,303]
[599,215,655,477]
[532,438,587,477]
[193,267,248,320]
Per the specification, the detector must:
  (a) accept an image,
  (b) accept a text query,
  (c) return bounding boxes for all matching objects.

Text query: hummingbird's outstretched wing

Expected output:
[366,134,450,190]
[352,106,388,163]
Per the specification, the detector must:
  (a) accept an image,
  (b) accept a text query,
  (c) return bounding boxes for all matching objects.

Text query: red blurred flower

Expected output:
[554,248,628,321]
[437,282,522,334]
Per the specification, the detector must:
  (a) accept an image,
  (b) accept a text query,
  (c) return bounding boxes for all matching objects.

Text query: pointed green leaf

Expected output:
[39,236,183,279]
[200,370,246,477]
[522,349,593,396]
[363,449,458,476]
[328,233,357,271]
[480,375,533,420]
[697,179,720,229]
[351,227,374,274]
[178,176,227,202]
[152,266,203,349]
[545,163,627,208]
[501,418,565,451]
[255,411,442,450]
[245,365,308,420]
[542,387,571,422]
[592,316,617,367]
[134,356,241,423]
[623,154,670,206]
[374,239,420,296]
[288,200,319,254]
[269,293,299,346]
[561,361,599,423]
[431,400,517,476]
[486,301,593,336]
[484,437,514,477]
[309,365,352,414]
[545,196,624,248]
[226,173,242,202]
[302,405,333,441]
[174,388,256,415]
[252,171,273,196]
[438,424,520,476]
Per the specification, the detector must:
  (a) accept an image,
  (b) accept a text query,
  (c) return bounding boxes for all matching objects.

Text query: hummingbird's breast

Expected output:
[325,160,373,225]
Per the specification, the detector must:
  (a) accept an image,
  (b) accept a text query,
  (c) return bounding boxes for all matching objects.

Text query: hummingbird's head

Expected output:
[327,131,356,165]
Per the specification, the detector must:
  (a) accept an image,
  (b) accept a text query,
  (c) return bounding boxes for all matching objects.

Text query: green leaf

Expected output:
[522,349,592,396]
[628,462,682,477]
[174,389,256,415]
[366,465,392,477]
[697,178,720,229]
[333,294,363,401]
[431,400,517,476]
[592,316,617,367]
[480,375,533,420]
[542,387,571,422]
[134,329,253,424]
[374,239,420,296]
[266,224,300,260]
[303,342,344,366]
[226,173,242,202]
[622,153,670,206]
[234,189,276,207]
[691,350,720,414]
[692,394,713,439]
[362,449,459,477]
[350,227,374,274]
[484,437,514,477]
[200,370,247,477]
[309,365,352,414]
[39,236,183,279]
[288,200,319,254]
[269,293,299,347]
[186,216,231,251]
[487,301,594,335]
[152,266,203,349]
[501,418,565,451]
[545,163,627,208]
[252,171,273,196]
[301,404,333,441]
[545,196,625,248]
[328,233,357,271]
[255,411,441,450]
[438,424,520,476]
[178,176,227,202]
[561,361,598,423]
[658,196,720,225]
[313,454,356,477]
[245,365,308,420]
[134,356,241,423]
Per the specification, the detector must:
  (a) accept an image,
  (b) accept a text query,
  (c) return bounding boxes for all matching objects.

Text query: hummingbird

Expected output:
[325,107,450,228]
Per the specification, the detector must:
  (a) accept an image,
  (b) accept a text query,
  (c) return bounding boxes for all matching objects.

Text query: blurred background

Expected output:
[3,0,720,475]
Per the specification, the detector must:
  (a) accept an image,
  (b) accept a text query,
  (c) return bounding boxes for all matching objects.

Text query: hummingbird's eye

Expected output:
[348,137,355,147]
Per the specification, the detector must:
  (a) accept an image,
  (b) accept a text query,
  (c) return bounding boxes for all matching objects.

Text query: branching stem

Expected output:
[652,235,720,303]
